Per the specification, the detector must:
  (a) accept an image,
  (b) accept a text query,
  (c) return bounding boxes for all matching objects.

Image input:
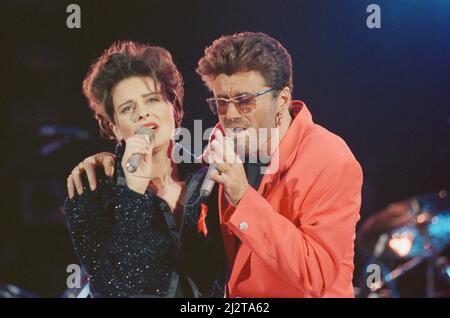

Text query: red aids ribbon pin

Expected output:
[198,203,208,236]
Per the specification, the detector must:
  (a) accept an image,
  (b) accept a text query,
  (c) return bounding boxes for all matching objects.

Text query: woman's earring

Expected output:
[276,112,283,127]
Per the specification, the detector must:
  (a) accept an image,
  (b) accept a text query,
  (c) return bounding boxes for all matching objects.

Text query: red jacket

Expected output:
[216,101,363,298]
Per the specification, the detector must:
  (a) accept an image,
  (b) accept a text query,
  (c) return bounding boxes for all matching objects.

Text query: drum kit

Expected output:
[357,189,450,298]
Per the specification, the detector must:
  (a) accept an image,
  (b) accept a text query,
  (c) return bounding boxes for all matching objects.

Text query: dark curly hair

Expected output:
[83,41,184,140]
[196,32,293,95]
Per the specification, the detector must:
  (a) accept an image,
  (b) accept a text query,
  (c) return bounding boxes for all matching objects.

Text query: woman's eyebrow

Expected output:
[142,92,160,98]
[116,92,161,110]
[117,99,133,110]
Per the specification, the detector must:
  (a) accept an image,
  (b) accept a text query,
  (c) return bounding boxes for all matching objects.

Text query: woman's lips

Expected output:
[143,122,160,131]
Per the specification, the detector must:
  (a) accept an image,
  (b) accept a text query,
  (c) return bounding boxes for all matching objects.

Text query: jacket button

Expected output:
[239,222,248,231]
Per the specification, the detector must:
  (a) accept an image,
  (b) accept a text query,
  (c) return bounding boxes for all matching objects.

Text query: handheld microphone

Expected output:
[126,127,154,173]
[200,163,217,198]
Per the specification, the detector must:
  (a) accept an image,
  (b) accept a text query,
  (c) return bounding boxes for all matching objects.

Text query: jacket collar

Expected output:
[256,100,312,194]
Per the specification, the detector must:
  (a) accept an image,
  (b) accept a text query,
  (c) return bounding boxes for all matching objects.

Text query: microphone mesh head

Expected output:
[135,126,154,143]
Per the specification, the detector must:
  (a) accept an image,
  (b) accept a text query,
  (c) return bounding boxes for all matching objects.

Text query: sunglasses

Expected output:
[206,88,275,115]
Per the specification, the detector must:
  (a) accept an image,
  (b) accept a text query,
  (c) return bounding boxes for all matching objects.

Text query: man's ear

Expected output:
[276,87,292,113]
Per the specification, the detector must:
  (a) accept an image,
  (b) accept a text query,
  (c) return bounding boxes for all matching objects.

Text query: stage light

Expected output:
[388,231,414,257]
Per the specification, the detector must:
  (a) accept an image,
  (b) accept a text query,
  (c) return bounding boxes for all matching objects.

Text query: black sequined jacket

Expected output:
[64,143,225,298]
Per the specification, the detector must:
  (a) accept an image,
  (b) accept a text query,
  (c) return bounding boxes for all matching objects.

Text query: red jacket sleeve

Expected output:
[222,156,363,297]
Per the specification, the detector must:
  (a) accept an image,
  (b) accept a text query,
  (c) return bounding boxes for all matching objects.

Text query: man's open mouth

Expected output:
[230,127,247,133]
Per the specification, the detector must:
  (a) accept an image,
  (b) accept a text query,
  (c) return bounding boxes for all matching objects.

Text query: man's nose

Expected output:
[225,102,241,120]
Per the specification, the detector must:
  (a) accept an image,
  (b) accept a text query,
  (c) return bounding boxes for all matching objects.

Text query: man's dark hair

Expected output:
[196,32,293,94]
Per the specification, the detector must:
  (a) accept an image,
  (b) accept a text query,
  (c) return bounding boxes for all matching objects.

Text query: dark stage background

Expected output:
[0,0,449,297]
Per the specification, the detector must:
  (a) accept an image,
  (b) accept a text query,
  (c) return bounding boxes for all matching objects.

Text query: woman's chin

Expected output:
[153,138,171,152]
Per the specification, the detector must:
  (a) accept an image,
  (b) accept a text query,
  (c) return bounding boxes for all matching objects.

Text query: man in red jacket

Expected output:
[68,32,363,297]
[196,32,363,297]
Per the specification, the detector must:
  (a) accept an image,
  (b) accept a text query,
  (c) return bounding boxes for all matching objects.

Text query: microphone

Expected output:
[200,163,217,198]
[126,126,154,173]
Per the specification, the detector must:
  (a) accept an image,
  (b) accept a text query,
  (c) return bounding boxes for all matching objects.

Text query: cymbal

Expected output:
[358,189,450,259]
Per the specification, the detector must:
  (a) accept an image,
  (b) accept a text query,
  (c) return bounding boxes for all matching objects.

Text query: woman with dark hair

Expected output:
[64,41,225,298]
